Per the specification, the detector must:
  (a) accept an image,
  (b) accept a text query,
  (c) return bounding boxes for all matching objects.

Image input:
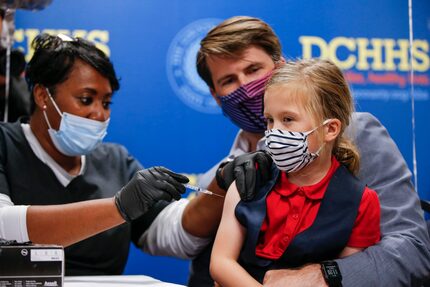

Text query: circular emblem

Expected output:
[166,18,222,114]
[21,249,28,256]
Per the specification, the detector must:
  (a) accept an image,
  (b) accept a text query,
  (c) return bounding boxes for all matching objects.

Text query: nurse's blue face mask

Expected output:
[42,88,110,156]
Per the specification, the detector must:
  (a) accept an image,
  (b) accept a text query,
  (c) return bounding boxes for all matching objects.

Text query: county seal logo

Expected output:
[166,18,222,114]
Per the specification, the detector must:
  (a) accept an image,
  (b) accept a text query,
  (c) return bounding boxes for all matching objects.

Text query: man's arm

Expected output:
[137,199,211,259]
[263,264,327,287]
[336,112,430,286]
[182,178,226,237]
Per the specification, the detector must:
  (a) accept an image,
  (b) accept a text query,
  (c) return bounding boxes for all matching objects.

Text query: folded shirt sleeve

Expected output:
[0,193,29,242]
[138,199,211,259]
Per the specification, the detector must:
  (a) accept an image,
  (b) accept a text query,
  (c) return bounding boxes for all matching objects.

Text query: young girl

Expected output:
[210,59,381,286]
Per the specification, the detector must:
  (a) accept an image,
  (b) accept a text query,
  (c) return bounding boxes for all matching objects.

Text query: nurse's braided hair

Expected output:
[25,33,119,113]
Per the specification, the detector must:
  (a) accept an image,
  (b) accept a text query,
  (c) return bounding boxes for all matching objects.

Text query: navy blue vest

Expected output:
[235,163,365,283]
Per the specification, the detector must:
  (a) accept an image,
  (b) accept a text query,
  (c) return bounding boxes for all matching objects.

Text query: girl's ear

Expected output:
[324,119,341,142]
[275,56,286,68]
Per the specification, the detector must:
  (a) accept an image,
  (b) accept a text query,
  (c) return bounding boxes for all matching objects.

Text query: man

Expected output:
[178,16,430,286]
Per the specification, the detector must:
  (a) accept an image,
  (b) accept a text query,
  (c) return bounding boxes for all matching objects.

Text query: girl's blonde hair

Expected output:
[266,59,360,174]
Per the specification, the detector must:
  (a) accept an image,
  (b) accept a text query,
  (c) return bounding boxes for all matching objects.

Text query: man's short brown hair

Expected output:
[196,16,282,89]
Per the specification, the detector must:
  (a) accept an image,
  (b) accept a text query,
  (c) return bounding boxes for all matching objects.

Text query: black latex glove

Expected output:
[216,151,273,201]
[115,166,189,222]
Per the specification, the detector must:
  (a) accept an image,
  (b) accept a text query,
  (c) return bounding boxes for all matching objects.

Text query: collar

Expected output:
[274,156,340,200]
[20,123,86,187]
[230,129,251,155]
[256,135,266,151]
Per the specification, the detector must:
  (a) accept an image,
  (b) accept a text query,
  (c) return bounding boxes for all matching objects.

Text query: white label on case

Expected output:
[30,249,63,261]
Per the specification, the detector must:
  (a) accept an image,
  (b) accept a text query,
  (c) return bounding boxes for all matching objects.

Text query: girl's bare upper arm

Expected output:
[212,181,246,260]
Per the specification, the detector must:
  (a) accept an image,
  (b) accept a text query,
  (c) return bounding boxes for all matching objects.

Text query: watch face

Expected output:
[322,261,342,279]
[321,261,342,286]
[325,264,340,277]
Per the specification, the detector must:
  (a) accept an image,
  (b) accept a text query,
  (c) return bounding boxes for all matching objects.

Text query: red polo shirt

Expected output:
[256,157,380,260]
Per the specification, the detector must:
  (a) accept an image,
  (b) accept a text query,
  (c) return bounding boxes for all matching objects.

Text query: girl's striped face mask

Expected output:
[264,119,331,173]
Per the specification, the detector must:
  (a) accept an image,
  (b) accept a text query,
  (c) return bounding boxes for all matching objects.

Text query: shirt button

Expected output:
[292,213,299,220]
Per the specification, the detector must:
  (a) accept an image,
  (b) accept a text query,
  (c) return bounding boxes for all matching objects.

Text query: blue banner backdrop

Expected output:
[14,0,430,284]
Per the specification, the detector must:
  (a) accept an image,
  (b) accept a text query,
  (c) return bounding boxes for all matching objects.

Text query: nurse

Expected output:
[0,33,188,275]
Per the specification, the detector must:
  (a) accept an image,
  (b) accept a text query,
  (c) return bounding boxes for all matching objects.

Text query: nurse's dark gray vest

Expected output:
[235,163,365,283]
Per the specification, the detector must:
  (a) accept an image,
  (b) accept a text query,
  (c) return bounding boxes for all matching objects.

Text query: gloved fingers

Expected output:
[254,152,272,182]
[234,165,247,200]
[132,168,182,202]
[151,167,186,200]
[115,168,185,222]
[153,180,183,201]
[150,166,188,193]
[156,166,190,184]
[240,160,256,201]
[152,167,188,191]
[222,161,235,188]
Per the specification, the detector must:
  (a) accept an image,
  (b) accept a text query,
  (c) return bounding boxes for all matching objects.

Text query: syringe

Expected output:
[184,183,225,198]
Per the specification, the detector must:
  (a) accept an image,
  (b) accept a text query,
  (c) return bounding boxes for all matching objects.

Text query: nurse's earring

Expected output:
[42,104,53,130]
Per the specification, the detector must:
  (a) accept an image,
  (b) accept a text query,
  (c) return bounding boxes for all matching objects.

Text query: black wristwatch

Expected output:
[321,261,342,287]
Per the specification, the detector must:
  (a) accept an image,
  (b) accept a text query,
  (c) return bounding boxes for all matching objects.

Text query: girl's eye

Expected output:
[283,117,293,123]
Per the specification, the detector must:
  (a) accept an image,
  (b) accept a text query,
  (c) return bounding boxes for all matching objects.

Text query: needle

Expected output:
[184,183,225,198]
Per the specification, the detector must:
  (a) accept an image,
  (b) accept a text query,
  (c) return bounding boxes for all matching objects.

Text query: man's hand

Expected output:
[263,264,328,287]
[115,166,189,221]
[216,151,272,201]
